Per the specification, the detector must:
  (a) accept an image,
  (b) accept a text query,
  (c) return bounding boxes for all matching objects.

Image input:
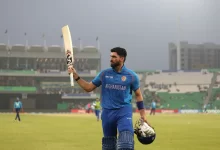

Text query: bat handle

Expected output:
[70,73,74,87]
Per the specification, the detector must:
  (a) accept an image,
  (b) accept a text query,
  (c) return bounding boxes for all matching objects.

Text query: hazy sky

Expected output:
[0,0,219,70]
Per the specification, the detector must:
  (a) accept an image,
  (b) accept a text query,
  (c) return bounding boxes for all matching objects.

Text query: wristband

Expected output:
[75,76,80,81]
[136,101,144,110]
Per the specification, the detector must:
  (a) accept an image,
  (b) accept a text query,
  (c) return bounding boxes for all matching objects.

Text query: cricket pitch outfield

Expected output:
[0,113,220,150]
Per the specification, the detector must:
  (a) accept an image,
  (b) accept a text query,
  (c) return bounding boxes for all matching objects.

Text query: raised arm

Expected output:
[68,66,102,92]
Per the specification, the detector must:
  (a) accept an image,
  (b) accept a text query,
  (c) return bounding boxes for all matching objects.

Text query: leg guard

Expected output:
[102,136,117,150]
[117,131,134,150]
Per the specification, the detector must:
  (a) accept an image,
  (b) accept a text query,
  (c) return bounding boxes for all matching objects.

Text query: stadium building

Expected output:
[0,43,101,112]
[169,41,220,71]
[135,69,220,112]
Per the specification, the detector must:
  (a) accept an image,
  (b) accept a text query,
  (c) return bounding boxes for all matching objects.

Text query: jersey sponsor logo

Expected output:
[121,76,126,81]
[105,84,126,90]
[105,75,113,79]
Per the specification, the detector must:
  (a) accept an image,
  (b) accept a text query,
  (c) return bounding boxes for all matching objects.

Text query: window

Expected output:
[181,54,184,57]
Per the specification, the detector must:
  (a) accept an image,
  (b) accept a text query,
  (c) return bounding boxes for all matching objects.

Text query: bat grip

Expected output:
[70,73,74,87]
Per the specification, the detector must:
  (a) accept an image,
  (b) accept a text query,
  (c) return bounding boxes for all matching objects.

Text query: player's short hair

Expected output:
[110,47,127,62]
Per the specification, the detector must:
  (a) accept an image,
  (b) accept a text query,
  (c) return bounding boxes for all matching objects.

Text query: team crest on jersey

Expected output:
[121,76,126,81]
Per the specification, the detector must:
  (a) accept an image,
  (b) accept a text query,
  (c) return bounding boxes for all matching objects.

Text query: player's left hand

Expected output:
[134,118,155,137]
[141,116,153,128]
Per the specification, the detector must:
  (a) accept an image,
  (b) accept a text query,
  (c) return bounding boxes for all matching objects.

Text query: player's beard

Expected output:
[110,61,120,69]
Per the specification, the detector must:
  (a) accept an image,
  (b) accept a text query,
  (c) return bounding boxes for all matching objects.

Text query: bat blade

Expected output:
[62,25,74,87]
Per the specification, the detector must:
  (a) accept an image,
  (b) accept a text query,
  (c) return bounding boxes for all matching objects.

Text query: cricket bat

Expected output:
[62,25,74,87]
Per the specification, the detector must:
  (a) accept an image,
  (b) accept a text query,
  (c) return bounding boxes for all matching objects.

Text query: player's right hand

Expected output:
[67,66,76,75]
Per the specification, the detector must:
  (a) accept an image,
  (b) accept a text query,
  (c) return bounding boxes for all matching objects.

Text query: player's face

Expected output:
[110,52,123,68]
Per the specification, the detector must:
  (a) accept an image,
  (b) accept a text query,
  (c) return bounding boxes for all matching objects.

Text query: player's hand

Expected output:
[67,66,77,75]
[141,116,153,128]
[134,128,141,136]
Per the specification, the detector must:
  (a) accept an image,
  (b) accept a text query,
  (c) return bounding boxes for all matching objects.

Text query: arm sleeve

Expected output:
[13,102,15,108]
[92,71,104,87]
[131,73,140,91]
[20,102,23,108]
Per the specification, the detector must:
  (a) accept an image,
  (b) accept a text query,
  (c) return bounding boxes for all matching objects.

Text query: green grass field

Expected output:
[0,113,220,150]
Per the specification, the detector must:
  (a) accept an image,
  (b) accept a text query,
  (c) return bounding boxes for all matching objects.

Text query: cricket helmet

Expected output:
[134,119,156,145]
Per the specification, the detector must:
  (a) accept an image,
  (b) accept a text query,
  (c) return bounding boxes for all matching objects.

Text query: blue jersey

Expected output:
[151,102,156,109]
[14,101,22,109]
[92,65,139,109]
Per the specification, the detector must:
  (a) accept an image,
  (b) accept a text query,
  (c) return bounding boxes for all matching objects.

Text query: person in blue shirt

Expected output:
[13,97,23,121]
[150,100,156,115]
[68,47,152,150]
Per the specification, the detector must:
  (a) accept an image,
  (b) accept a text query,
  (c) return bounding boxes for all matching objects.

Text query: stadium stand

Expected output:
[0,86,37,93]
[47,45,62,52]
[81,46,98,53]
[145,72,212,85]
[0,70,35,74]
[11,44,26,52]
[1,42,220,112]
[0,43,100,98]
[156,92,206,109]
[132,70,220,110]
[28,45,44,52]
[0,43,8,51]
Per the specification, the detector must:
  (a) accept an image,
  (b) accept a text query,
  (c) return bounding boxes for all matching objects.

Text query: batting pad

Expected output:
[117,131,134,150]
[102,136,117,150]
